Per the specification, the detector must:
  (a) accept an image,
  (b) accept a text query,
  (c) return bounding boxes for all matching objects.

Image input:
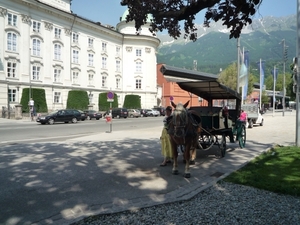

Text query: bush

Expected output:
[123,95,141,109]
[66,90,89,110]
[98,92,118,111]
[20,88,48,113]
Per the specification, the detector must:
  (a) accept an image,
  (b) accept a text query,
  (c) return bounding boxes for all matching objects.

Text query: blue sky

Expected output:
[71,0,296,27]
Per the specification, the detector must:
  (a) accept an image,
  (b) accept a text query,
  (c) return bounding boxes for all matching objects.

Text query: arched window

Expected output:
[7,32,17,51]
[32,38,41,56]
[54,44,62,60]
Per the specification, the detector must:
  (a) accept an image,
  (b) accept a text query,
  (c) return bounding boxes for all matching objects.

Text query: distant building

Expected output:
[0,0,160,114]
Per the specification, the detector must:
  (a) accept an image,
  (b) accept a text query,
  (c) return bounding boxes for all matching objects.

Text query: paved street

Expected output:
[0,111,297,225]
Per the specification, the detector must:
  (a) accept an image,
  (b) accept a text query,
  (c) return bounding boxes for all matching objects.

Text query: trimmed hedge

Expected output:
[123,94,141,109]
[20,88,48,113]
[66,90,89,110]
[98,92,118,111]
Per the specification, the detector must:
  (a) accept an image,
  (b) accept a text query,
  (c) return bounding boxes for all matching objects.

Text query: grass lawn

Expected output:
[223,145,300,197]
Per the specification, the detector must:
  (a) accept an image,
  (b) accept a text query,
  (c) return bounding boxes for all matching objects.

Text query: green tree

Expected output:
[66,90,89,110]
[98,92,119,111]
[20,88,48,113]
[123,95,141,108]
[261,90,269,105]
[218,62,255,97]
[121,0,262,41]
[265,71,294,100]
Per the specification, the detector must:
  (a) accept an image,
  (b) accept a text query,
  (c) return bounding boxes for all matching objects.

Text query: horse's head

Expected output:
[171,101,190,138]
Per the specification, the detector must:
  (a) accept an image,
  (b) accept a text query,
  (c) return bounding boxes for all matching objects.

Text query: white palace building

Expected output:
[0,0,160,115]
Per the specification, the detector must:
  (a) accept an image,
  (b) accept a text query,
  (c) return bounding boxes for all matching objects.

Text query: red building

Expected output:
[157,64,219,107]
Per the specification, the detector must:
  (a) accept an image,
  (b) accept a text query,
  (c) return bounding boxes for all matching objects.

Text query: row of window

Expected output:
[6,12,143,57]
[6,33,143,72]
[7,61,142,88]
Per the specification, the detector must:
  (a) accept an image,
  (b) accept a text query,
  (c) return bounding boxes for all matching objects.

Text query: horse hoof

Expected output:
[189,160,195,165]
[184,173,191,178]
[172,170,179,175]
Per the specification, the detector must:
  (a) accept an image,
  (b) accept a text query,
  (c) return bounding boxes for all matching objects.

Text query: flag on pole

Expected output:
[239,49,249,101]
[257,60,265,91]
[273,67,278,84]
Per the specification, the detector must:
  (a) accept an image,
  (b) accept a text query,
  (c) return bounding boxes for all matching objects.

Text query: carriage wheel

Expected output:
[198,134,215,150]
[238,125,246,148]
[219,133,226,158]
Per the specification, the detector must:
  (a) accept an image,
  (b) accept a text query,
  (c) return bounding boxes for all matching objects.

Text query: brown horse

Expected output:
[168,101,201,178]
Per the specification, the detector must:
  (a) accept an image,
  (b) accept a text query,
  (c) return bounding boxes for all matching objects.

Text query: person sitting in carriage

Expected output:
[238,109,247,122]
[222,105,235,143]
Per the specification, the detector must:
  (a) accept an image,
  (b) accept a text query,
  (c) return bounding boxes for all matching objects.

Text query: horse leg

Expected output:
[171,143,179,175]
[184,144,191,178]
[189,148,196,165]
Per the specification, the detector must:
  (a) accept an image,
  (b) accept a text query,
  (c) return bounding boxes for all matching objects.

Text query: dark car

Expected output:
[84,110,102,120]
[36,109,83,125]
[153,107,166,116]
[78,110,87,121]
[111,108,128,118]
[138,109,148,117]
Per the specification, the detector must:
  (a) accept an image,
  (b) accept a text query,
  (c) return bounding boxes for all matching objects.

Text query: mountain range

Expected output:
[156,15,297,77]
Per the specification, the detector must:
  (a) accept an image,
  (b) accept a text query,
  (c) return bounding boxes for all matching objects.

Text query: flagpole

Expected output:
[296,0,300,146]
[259,59,262,110]
[273,65,276,117]
[237,38,240,93]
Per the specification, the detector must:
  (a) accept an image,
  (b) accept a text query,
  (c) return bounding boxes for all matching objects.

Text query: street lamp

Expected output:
[280,39,287,117]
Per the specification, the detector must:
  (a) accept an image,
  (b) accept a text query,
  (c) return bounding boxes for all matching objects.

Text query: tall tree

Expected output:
[218,62,255,96]
[121,0,262,41]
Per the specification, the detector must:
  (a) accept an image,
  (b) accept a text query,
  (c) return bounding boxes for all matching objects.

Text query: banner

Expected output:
[243,50,249,100]
[239,50,249,101]
[257,60,265,91]
[273,67,278,84]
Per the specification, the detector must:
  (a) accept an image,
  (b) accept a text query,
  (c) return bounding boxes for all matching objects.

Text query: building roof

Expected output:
[178,80,241,100]
[160,64,218,82]
[120,9,153,23]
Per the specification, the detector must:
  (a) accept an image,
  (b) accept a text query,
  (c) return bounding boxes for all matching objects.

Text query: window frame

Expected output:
[32,21,41,33]
[72,49,79,64]
[8,88,17,102]
[135,78,142,89]
[32,38,41,56]
[88,53,94,66]
[54,43,62,60]
[54,28,61,39]
[32,65,41,80]
[7,32,17,52]
[72,32,79,43]
[7,61,17,78]
[72,71,79,84]
[54,68,61,82]
[54,91,61,103]
[7,13,17,26]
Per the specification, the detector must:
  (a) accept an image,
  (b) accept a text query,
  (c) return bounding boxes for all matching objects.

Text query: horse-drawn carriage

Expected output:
[178,80,246,157]
[167,80,246,178]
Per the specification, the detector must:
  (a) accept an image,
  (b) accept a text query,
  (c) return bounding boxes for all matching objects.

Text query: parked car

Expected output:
[138,109,148,117]
[128,109,141,118]
[84,110,102,120]
[78,110,87,121]
[36,109,84,125]
[146,109,160,117]
[111,108,128,118]
[153,107,166,116]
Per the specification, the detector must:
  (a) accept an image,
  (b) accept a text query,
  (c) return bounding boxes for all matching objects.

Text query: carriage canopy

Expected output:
[177,80,241,101]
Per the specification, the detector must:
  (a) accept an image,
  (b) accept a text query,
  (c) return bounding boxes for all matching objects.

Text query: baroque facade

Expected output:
[0,0,160,114]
